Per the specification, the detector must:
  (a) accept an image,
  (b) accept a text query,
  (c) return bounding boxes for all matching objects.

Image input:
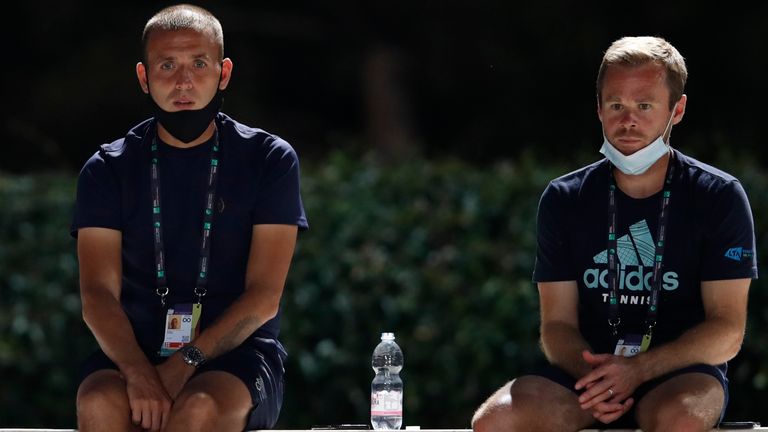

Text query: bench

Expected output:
[1,428,765,431]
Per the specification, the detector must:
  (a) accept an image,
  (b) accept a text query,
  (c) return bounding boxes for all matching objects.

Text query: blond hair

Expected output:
[596,36,687,109]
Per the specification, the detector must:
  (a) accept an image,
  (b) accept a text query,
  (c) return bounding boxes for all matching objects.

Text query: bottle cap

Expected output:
[381,332,395,340]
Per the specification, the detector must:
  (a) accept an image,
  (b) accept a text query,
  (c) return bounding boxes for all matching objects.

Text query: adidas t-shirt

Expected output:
[533,150,758,354]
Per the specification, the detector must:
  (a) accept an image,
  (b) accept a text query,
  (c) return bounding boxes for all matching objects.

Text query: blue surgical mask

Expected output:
[600,104,677,175]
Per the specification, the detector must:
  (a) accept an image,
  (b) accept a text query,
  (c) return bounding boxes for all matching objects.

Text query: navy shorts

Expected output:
[533,362,729,429]
[79,337,286,430]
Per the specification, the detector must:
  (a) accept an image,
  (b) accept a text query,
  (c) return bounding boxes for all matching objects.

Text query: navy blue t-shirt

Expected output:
[533,150,757,354]
[71,113,308,353]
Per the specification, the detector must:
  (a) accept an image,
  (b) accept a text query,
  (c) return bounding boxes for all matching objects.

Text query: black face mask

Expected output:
[149,89,224,143]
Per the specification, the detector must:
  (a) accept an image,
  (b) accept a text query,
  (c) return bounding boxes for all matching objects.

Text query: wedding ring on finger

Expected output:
[607,388,614,398]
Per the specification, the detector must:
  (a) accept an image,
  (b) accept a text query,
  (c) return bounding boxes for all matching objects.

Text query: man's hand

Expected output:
[576,351,643,410]
[589,398,635,424]
[156,353,196,400]
[123,366,173,431]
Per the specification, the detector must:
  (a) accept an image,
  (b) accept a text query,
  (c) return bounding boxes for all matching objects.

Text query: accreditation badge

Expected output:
[159,303,202,357]
[613,334,643,357]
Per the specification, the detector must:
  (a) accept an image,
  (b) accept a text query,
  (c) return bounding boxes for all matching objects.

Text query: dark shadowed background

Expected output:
[1,0,767,428]
[4,0,768,172]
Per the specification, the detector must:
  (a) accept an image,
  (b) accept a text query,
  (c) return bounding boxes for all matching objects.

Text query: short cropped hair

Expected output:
[596,36,687,110]
[142,4,224,63]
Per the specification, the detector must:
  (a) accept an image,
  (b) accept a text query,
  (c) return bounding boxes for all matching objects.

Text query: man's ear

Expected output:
[136,62,149,94]
[218,58,233,90]
[671,94,687,125]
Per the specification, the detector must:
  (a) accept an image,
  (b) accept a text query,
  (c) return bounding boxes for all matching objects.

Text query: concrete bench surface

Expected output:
[2,428,766,431]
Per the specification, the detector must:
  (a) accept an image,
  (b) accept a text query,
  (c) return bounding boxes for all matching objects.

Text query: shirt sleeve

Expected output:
[70,150,122,237]
[699,180,758,280]
[251,137,309,230]
[533,181,576,282]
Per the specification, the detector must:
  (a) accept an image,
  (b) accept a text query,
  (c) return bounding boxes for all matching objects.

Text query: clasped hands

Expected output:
[125,353,195,431]
[574,350,644,424]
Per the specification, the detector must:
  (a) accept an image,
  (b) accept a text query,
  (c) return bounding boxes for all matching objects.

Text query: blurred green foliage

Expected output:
[0,153,765,428]
[0,174,93,426]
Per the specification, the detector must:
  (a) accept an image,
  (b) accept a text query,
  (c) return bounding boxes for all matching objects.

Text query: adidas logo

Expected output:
[584,219,679,291]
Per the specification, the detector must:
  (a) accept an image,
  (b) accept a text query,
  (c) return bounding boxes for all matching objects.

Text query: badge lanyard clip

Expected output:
[608,317,621,337]
[194,286,207,305]
[156,286,169,308]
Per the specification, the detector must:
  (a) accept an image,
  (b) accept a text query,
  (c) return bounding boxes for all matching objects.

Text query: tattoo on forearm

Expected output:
[213,317,259,357]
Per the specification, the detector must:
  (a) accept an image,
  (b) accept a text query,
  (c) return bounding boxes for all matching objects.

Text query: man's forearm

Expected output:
[541,321,594,379]
[82,289,153,375]
[190,287,280,360]
[634,316,744,382]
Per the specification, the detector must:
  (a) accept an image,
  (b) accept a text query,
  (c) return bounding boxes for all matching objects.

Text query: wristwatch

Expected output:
[179,345,206,367]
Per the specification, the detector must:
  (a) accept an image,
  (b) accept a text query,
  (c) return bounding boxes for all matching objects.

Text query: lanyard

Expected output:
[150,129,221,307]
[606,151,675,337]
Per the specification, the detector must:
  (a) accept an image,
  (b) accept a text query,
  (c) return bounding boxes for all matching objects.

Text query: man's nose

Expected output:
[618,110,637,128]
[175,67,193,90]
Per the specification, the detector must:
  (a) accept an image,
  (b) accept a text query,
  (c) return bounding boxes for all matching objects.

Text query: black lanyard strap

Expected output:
[606,151,675,336]
[151,128,221,307]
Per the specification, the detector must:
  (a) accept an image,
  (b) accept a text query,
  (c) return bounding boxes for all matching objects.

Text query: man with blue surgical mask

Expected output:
[473,36,758,431]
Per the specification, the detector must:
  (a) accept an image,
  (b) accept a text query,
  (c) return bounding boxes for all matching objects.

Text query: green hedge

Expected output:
[0,152,766,427]
[0,174,92,426]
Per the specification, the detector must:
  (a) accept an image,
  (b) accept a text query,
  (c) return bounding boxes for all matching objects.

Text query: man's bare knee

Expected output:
[473,376,591,432]
[77,370,132,431]
[664,415,712,432]
[77,370,129,413]
[644,394,720,432]
[643,408,714,432]
[472,381,514,432]
[172,390,219,418]
[167,371,252,432]
[638,374,723,432]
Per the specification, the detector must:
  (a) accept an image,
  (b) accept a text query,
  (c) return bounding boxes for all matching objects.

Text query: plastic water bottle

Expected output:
[371,332,403,430]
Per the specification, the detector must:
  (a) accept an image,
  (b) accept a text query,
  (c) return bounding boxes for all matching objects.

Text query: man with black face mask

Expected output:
[472,37,757,431]
[71,5,307,432]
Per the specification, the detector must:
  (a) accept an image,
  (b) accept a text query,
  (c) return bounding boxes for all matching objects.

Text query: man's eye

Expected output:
[610,103,622,111]
[160,63,174,70]
[194,60,206,68]
[639,103,651,110]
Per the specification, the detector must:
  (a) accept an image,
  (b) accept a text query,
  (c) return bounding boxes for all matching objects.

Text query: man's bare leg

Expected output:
[636,372,724,432]
[77,370,139,432]
[165,371,252,432]
[472,375,595,432]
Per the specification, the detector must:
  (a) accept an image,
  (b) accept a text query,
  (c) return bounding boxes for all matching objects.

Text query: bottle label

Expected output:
[371,390,403,416]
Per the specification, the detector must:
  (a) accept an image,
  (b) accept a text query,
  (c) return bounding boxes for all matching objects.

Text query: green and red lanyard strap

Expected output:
[151,129,221,307]
[606,151,675,342]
